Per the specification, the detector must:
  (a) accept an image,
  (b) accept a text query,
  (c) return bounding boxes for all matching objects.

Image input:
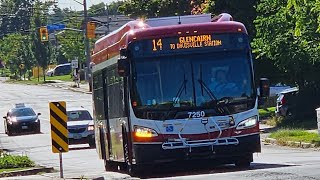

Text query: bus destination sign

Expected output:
[152,35,222,51]
[130,33,248,57]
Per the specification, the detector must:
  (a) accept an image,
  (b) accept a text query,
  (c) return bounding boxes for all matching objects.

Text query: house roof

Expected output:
[89,15,133,35]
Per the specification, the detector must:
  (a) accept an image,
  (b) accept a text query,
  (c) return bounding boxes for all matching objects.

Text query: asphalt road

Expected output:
[0,82,129,179]
[1,82,320,180]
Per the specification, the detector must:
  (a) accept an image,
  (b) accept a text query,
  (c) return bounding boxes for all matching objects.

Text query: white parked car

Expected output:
[46,69,54,76]
[67,107,95,148]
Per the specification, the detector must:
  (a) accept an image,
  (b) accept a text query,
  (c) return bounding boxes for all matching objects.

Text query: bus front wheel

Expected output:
[122,129,140,176]
[123,130,133,173]
[235,153,253,168]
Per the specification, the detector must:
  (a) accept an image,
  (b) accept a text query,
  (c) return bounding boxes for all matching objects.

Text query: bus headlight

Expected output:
[236,116,258,130]
[134,126,158,138]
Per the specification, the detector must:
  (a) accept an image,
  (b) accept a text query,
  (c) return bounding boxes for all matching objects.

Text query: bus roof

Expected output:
[130,21,247,42]
[91,13,247,65]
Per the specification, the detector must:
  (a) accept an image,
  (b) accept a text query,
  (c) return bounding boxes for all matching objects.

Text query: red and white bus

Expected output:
[91,13,268,174]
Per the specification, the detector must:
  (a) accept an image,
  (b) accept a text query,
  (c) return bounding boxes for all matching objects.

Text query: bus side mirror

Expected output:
[117,58,130,77]
[117,48,130,77]
[258,78,270,107]
[259,78,270,98]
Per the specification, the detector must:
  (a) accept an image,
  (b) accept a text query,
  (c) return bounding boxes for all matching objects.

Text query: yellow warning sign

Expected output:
[49,101,68,153]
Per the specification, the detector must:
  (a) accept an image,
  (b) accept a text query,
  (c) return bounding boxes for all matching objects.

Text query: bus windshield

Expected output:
[131,50,255,119]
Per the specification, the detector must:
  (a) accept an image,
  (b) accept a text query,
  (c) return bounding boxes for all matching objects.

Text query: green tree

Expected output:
[253,0,320,118]
[108,1,125,15]
[88,2,106,17]
[57,11,85,66]
[253,0,320,87]
[0,33,35,79]
[119,0,194,18]
[48,6,66,25]
[31,0,51,81]
[0,0,33,37]
[203,0,258,38]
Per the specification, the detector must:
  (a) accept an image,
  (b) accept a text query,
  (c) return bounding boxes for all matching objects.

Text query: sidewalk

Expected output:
[43,80,91,94]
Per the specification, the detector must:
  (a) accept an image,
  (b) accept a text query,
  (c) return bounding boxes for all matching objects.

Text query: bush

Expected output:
[295,85,320,119]
[266,115,317,130]
[0,68,11,77]
[0,154,35,169]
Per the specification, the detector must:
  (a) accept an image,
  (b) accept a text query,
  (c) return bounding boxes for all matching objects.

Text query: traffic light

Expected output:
[39,27,49,42]
[87,22,96,39]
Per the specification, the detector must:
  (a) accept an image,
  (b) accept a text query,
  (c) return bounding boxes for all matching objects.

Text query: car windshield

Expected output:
[67,110,92,121]
[11,108,36,117]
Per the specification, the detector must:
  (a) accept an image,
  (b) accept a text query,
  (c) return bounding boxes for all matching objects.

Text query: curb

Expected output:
[264,138,317,149]
[0,167,54,178]
[41,83,92,94]
[67,87,92,94]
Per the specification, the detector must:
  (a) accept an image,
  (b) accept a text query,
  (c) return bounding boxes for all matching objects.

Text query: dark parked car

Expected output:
[3,103,41,136]
[275,87,298,117]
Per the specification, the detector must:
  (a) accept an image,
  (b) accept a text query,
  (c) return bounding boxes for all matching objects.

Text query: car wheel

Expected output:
[286,109,296,120]
[88,139,96,148]
[4,121,7,134]
[35,123,41,134]
[7,127,13,136]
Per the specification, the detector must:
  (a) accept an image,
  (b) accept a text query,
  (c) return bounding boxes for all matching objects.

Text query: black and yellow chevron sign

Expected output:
[49,101,69,153]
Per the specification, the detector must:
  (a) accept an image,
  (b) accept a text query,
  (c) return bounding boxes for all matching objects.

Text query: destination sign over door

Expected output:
[130,33,249,57]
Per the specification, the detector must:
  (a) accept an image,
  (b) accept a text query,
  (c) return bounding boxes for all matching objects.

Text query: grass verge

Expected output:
[0,153,35,169]
[259,107,276,119]
[269,129,320,147]
[265,116,317,129]
[0,152,51,178]
[6,75,73,85]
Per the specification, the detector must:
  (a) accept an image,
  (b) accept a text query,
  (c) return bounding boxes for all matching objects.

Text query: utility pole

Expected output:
[106,4,110,35]
[83,0,92,91]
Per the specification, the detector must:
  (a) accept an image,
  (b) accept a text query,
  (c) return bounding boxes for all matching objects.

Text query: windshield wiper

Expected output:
[197,79,218,102]
[173,74,188,104]
[197,79,231,114]
[217,96,254,106]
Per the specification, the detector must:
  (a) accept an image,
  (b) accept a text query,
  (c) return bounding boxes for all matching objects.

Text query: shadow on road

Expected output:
[6,131,43,137]
[129,160,295,179]
[69,146,93,151]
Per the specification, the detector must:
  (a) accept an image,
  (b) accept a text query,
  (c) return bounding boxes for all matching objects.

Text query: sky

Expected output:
[56,0,115,11]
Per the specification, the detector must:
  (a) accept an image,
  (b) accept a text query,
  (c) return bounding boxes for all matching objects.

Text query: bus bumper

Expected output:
[133,134,260,164]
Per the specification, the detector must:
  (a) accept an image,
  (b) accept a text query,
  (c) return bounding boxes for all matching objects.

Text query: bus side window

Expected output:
[106,66,125,118]
[93,73,105,121]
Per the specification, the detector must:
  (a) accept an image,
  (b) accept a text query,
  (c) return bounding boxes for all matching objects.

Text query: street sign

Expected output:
[49,101,68,153]
[71,59,78,69]
[47,24,66,31]
[49,33,56,41]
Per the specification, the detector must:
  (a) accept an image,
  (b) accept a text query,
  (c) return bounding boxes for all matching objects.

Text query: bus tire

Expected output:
[104,160,117,171]
[122,129,138,176]
[99,128,111,171]
[235,153,252,168]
